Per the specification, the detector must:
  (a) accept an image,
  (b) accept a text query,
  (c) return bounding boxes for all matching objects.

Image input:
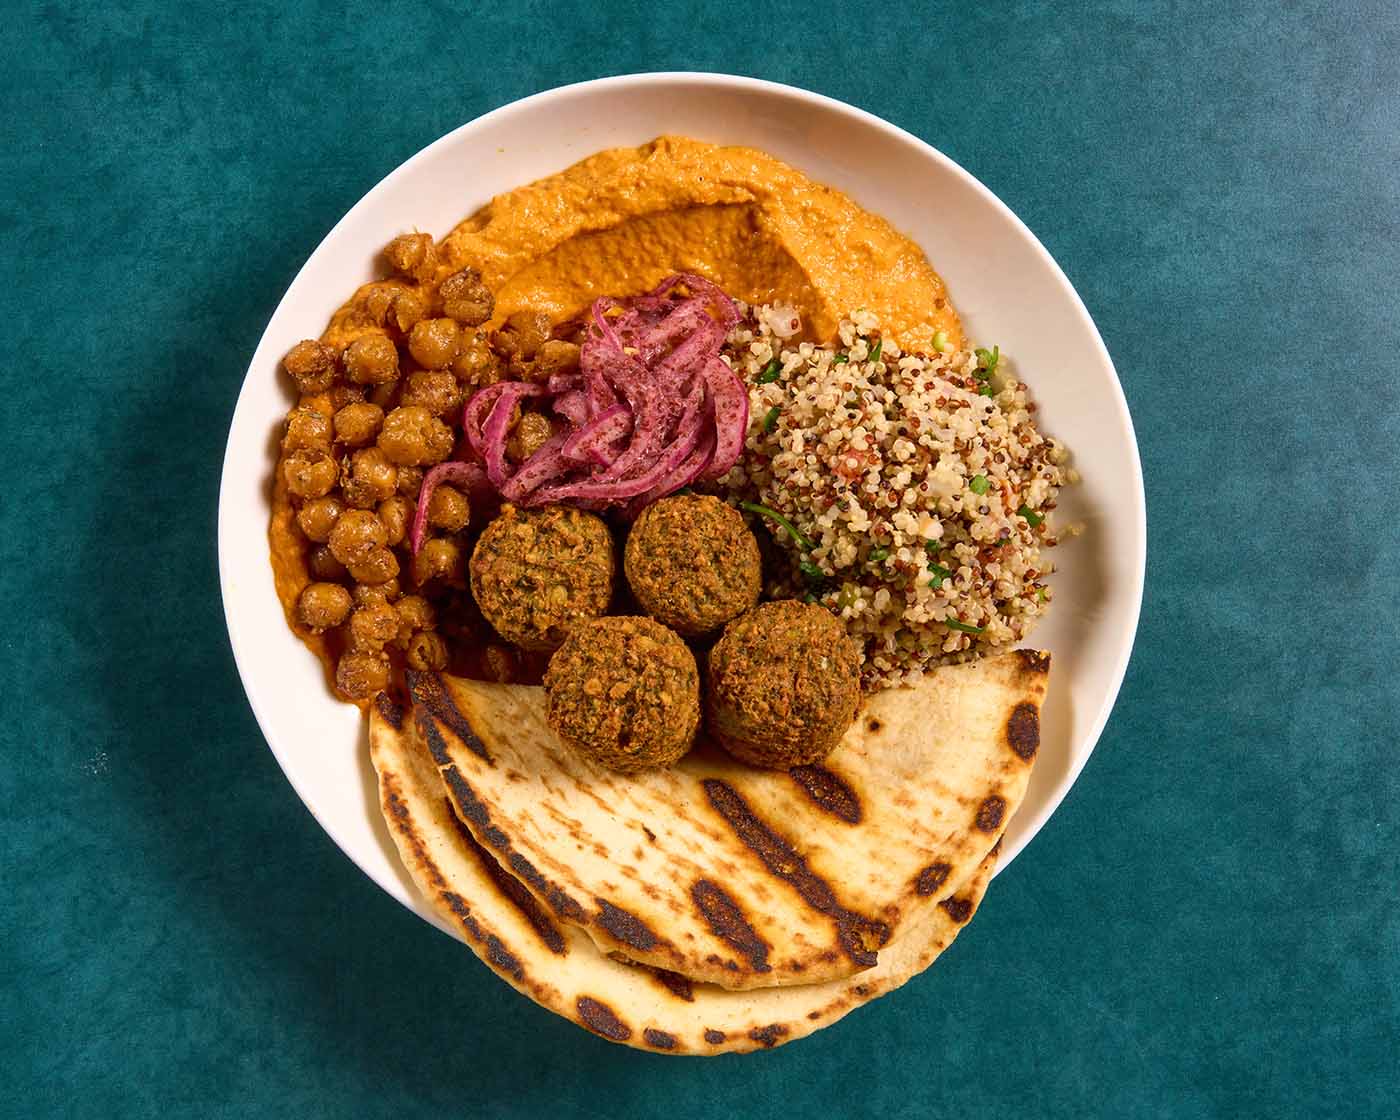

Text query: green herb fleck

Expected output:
[832,353,849,365]
[868,338,883,364]
[756,357,782,384]
[944,618,985,634]
[969,474,990,495]
[739,502,815,552]
[762,405,781,433]
[978,383,996,397]
[798,558,826,589]
[803,591,819,604]
[927,563,953,586]
[1017,505,1045,528]
[1037,587,1049,603]
[974,345,1000,378]
[868,546,890,563]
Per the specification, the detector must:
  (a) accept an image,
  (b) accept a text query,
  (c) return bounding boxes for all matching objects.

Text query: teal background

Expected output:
[3,1,1397,1116]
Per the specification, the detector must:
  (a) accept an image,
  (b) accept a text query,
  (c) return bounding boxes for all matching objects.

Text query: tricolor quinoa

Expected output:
[717,306,1076,690]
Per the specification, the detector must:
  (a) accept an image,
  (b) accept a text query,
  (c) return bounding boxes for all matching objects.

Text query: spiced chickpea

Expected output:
[383,232,437,282]
[439,266,494,325]
[396,464,424,497]
[407,318,461,370]
[368,380,401,411]
[296,582,352,632]
[452,332,503,386]
[308,544,347,581]
[283,339,338,394]
[389,287,429,333]
[394,595,434,640]
[347,545,399,586]
[283,406,333,453]
[497,310,551,360]
[400,370,462,417]
[405,630,449,671]
[427,484,471,532]
[533,339,582,379]
[411,536,464,586]
[328,509,387,567]
[328,383,367,411]
[343,334,399,385]
[336,650,389,700]
[378,406,454,466]
[348,600,400,650]
[342,446,398,508]
[282,449,338,500]
[296,495,344,543]
[353,578,401,608]
[333,402,384,447]
[506,411,554,462]
[377,495,413,546]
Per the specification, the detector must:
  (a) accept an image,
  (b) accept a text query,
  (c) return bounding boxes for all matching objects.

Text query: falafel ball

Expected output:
[705,599,861,768]
[544,616,700,773]
[624,494,761,636]
[469,504,614,651]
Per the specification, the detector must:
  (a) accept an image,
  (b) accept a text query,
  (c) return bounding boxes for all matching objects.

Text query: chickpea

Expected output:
[333,401,385,447]
[348,545,399,585]
[400,370,463,417]
[453,332,504,387]
[282,449,338,500]
[427,484,471,532]
[405,630,449,671]
[378,495,413,547]
[407,318,461,370]
[296,495,345,543]
[329,383,367,411]
[342,446,398,508]
[394,595,435,640]
[383,232,438,282]
[348,600,400,650]
[308,544,348,581]
[497,310,551,360]
[506,411,554,462]
[439,266,495,326]
[343,334,399,385]
[533,339,582,379]
[396,464,424,497]
[368,380,401,412]
[328,509,387,567]
[353,579,401,608]
[411,536,464,586]
[378,405,454,466]
[283,339,338,394]
[296,582,352,632]
[283,405,333,453]
[482,643,518,683]
[390,287,429,334]
[336,650,389,700]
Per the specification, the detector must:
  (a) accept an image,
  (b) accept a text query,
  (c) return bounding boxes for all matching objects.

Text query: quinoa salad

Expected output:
[717,305,1076,690]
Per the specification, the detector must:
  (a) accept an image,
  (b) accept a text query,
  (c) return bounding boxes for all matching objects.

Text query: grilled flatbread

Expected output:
[404,649,1046,989]
[370,703,995,1054]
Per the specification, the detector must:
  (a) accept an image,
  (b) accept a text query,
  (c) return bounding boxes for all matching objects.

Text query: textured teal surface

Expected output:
[3,2,1398,1117]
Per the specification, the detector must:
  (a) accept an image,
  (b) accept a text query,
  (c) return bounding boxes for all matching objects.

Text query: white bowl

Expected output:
[219,73,1145,934]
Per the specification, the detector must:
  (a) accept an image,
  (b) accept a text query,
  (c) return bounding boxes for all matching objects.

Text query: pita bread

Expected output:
[370,702,995,1054]
[405,649,1045,989]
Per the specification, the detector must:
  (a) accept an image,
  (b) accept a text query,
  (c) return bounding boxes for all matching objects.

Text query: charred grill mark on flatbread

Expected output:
[650,968,694,1002]
[1007,702,1040,760]
[701,779,890,967]
[417,706,587,923]
[576,997,631,1042]
[704,1029,727,1045]
[939,896,973,923]
[407,671,491,762]
[914,862,952,896]
[446,802,567,955]
[379,779,528,981]
[1016,648,1051,674]
[595,898,660,951]
[643,1028,678,1051]
[975,795,1007,833]
[691,879,771,973]
[788,765,863,824]
[748,1024,789,1048]
[374,691,405,730]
